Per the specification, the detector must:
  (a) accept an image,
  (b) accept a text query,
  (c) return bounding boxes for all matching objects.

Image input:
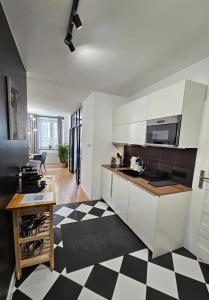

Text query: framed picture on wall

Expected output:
[7,77,26,140]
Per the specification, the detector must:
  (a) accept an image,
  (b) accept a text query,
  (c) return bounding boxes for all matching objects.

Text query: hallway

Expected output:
[45,165,89,205]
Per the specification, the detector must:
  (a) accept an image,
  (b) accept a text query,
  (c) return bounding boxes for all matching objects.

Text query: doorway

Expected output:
[185,90,209,263]
[69,108,82,185]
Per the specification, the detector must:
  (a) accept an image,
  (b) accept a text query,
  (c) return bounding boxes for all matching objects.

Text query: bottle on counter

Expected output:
[111,156,117,168]
[116,153,123,167]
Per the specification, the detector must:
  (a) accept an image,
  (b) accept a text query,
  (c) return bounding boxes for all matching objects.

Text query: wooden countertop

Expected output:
[102,165,191,196]
[6,176,56,210]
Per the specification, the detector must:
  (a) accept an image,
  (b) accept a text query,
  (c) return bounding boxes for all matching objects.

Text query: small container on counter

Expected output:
[111,156,117,168]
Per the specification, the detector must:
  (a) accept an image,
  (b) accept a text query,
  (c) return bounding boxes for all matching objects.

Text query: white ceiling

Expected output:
[2,0,209,114]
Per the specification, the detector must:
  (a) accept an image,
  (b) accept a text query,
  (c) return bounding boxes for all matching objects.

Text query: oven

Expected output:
[146,115,181,147]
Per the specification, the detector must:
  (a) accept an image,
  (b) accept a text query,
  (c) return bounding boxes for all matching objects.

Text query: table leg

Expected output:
[12,210,22,279]
[49,206,54,271]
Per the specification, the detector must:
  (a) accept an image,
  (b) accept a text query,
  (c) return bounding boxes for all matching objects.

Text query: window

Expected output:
[38,117,58,149]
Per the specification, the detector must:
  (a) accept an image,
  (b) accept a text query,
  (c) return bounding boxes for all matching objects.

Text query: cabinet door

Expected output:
[127,96,148,123]
[112,174,129,222]
[128,184,158,251]
[147,81,185,120]
[129,121,146,145]
[112,124,129,143]
[101,167,113,206]
[113,104,129,125]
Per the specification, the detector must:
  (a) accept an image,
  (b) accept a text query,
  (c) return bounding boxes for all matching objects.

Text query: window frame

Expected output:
[38,116,60,150]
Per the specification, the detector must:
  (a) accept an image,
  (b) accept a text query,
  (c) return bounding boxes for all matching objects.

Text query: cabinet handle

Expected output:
[199,170,209,189]
[110,174,113,198]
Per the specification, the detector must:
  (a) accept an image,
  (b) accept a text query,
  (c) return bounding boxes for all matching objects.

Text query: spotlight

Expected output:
[73,13,82,30]
[64,32,72,45]
[68,41,75,52]
[64,0,82,53]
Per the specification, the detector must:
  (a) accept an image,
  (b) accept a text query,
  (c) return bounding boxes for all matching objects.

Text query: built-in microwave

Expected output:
[146,115,182,147]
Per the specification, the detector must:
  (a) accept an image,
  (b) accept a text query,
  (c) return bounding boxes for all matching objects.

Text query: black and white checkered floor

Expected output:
[12,200,209,300]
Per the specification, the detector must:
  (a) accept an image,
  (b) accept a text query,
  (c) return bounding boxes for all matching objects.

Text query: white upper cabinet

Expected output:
[112,124,129,144]
[129,121,146,145]
[112,80,207,147]
[178,81,207,148]
[147,81,185,120]
[113,96,149,125]
[112,121,146,145]
[127,96,148,123]
[112,96,148,145]
[113,105,129,125]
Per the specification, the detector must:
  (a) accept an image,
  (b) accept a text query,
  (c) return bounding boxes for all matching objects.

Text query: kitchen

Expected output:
[2,1,209,300]
[101,80,207,258]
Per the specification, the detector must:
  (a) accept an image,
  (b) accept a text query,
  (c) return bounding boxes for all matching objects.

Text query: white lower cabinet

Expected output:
[111,174,129,222]
[101,167,191,257]
[101,167,113,206]
[127,183,191,257]
[128,183,158,252]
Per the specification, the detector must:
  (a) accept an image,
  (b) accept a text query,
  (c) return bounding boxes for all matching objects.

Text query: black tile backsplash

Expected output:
[123,145,197,187]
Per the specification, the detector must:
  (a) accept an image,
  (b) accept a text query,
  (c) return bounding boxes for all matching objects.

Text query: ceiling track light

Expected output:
[64,32,72,45]
[74,13,82,30]
[68,41,75,52]
[64,0,82,53]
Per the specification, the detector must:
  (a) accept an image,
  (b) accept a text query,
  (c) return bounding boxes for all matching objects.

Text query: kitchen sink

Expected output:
[119,169,170,182]
[119,169,142,178]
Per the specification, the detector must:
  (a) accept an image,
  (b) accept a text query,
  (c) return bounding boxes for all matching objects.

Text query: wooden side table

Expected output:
[6,177,56,280]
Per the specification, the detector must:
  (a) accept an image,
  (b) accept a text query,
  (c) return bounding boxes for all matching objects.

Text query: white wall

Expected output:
[81,91,127,199]
[81,93,95,198]
[129,55,209,258]
[91,92,127,199]
[130,55,209,100]
[63,115,71,145]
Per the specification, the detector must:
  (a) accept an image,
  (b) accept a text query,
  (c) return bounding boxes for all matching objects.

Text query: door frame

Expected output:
[69,108,82,184]
[185,89,209,263]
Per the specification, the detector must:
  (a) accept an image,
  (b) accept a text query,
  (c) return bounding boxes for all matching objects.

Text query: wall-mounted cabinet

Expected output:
[127,96,148,123]
[147,80,207,148]
[147,81,185,120]
[112,121,146,145]
[112,124,129,144]
[112,80,207,148]
[113,96,148,125]
[113,105,129,125]
[112,97,148,144]
[129,121,146,145]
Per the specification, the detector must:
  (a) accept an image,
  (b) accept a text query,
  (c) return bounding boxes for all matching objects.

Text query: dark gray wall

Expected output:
[0,3,28,299]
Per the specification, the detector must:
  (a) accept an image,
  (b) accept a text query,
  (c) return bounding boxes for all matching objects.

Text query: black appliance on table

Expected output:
[17,166,46,194]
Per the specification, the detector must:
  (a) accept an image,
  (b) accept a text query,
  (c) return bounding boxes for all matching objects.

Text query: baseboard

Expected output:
[79,185,101,201]
[6,270,15,300]
[80,185,91,199]
[90,196,101,201]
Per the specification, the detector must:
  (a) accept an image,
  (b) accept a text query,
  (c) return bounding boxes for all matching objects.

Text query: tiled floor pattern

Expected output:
[12,200,209,300]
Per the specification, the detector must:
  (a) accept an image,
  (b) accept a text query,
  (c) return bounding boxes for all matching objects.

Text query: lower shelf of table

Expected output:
[20,253,50,268]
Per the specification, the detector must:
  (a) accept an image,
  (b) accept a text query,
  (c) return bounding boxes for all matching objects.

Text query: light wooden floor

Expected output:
[45,164,89,205]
